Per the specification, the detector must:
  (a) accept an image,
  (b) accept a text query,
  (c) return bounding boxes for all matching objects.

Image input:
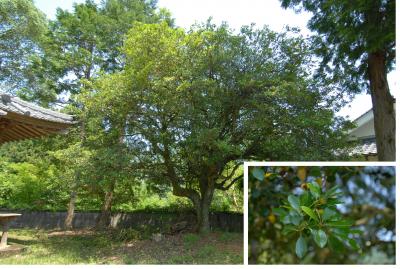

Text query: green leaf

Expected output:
[328,234,345,253]
[272,207,287,218]
[289,210,303,226]
[332,227,351,240]
[322,207,338,221]
[307,182,321,198]
[325,185,340,197]
[300,191,312,207]
[282,215,291,224]
[350,229,363,235]
[295,235,307,259]
[312,229,328,248]
[326,198,343,206]
[288,195,301,213]
[326,219,354,227]
[301,206,318,222]
[282,225,297,235]
[251,167,265,181]
[348,238,359,250]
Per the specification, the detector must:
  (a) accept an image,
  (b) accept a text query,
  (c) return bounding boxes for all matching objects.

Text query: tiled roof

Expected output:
[0,92,75,144]
[0,93,74,124]
[350,141,377,156]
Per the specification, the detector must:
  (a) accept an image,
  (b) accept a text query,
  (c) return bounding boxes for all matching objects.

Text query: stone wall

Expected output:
[0,210,243,232]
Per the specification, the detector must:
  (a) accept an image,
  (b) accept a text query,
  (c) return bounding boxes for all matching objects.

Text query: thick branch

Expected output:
[216,163,241,187]
[215,174,242,191]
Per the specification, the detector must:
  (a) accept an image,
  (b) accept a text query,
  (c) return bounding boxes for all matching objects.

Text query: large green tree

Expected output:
[0,0,172,228]
[279,0,396,161]
[21,0,171,105]
[0,0,46,92]
[86,22,351,232]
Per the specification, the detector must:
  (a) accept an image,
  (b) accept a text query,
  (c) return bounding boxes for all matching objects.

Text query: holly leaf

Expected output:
[301,206,318,222]
[295,235,307,259]
[288,195,301,213]
[312,229,328,248]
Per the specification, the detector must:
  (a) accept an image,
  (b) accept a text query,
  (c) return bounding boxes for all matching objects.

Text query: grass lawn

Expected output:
[0,229,243,264]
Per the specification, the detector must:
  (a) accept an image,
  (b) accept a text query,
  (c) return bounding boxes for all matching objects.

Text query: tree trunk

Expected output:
[95,179,116,229]
[64,190,77,230]
[195,184,214,233]
[367,51,396,161]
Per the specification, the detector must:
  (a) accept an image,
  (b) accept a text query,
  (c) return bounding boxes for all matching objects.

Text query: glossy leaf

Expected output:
[288,195,301,213]
[328,234,345,253]
[301,206,318,222]
[322,207,338,221]
[312,229,328,248]
[289,210,303,225]
[282,215,291,224]
[252,167,265,181]
[295,235,307,258]
[307,182,321,198]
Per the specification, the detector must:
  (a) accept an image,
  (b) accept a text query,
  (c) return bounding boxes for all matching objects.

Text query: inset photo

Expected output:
[248,165,395,264]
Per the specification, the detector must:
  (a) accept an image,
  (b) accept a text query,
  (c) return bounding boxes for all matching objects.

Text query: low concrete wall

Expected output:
[0,210,243,232]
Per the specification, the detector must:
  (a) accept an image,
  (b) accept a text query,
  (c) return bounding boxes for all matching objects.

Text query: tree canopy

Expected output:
[0,0,47,91]
[82,21,352,232]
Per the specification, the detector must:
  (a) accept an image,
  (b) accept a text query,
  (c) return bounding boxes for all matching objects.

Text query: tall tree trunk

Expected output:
[95,179,116,229]
[64,118,87,230]
[64,189,77,230]
[367,51,396,161]
[195,183,214,233]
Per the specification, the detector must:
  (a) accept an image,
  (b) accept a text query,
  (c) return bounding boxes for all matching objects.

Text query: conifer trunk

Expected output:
[367,51,395,161]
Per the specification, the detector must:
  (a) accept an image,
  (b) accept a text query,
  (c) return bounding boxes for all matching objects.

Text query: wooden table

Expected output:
[0,214,21,249]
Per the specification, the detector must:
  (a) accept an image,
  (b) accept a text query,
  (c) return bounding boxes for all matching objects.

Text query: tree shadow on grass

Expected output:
[7,238,38,246]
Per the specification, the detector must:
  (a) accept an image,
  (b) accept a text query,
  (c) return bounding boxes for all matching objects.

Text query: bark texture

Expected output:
[367,51,395,161]
[64,190,76,230]
[95,179,116,229]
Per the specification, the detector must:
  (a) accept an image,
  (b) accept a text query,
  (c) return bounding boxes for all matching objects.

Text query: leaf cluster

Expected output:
[273,181,360,259]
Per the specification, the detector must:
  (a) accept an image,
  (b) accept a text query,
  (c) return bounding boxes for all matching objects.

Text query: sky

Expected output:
[34,0,397,120]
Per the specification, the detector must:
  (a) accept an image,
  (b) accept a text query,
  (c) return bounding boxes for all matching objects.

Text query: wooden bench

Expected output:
[0,213,21,249]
